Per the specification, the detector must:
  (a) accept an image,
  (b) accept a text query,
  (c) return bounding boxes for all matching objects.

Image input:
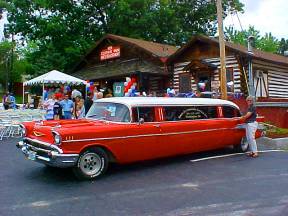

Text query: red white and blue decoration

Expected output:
[124,77,138,97]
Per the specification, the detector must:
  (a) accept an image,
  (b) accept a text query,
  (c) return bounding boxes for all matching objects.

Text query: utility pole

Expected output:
[247,35,255,97]
[216,0,227,100]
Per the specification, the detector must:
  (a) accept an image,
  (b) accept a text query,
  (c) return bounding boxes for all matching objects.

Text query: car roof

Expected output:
[95,97,239,109]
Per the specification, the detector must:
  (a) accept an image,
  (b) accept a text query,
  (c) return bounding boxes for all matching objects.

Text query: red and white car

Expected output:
[17,97,264,180]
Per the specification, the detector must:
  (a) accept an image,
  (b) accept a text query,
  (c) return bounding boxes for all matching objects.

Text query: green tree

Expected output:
[4,0,244,75]
[225,26,279,53]
[278,38,288,55]
[0,40,12,90]
[0,40,29,91]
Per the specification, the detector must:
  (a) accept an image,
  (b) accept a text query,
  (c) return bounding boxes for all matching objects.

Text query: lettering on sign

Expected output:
[100,46,120,61]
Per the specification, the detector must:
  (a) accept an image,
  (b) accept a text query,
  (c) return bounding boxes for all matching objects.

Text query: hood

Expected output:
[24,119,110,144]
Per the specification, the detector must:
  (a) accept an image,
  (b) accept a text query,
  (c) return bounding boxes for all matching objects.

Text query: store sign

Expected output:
[100,46,120,61]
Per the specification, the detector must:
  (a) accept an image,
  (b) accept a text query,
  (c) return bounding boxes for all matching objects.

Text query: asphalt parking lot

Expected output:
[0,137,288,216]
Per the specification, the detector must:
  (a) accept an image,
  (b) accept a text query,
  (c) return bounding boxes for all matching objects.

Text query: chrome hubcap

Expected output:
[80,153,102,176]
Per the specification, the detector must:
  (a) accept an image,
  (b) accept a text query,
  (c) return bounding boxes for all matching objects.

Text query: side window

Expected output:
[163,106,217,121]
[222,106,241,118]
[132,107,155,122]
[197,106,218,118]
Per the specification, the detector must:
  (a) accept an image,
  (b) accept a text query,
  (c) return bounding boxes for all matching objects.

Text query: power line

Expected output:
[235,11,244,32]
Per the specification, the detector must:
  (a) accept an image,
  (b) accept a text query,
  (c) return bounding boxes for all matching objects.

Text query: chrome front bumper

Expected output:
[16,140,79,168]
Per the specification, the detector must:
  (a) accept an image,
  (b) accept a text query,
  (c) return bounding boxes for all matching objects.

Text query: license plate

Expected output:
[28,151,36,161]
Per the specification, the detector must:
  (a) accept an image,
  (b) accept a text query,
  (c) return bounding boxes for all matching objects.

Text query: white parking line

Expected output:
[190,150,287,163]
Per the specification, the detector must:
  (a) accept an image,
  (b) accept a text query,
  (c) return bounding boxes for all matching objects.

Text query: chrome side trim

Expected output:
[24,137,63,153]
[62,127,240,143]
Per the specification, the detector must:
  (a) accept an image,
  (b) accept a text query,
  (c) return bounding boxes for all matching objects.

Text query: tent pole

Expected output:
[22,84,25,107]
[42,82,45,101]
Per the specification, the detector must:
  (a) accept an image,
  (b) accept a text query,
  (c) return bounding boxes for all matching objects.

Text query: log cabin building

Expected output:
[167,35,288,128]
[71,34,288,127]
[71,34,178,96]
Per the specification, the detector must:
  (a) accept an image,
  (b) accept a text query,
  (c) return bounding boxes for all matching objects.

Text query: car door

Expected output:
[111,106,163,163]
[219,105,244,146]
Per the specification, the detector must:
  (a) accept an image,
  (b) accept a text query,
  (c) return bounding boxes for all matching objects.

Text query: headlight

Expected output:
[53,132,62,145]
[20,124,26,137]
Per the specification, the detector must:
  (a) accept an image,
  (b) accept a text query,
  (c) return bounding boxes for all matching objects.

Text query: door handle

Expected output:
[153,124,160,128]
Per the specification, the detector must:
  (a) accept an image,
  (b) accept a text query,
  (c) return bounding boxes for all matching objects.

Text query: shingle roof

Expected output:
[71,34,178,72]
[168,35,288,66]
[106,34,178,57]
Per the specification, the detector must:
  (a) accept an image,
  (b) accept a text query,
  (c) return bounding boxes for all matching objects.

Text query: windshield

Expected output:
[86,102,131,122]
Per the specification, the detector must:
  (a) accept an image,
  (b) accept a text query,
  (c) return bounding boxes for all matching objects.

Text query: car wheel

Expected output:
[73,147,109,180]
[234,137,249,153]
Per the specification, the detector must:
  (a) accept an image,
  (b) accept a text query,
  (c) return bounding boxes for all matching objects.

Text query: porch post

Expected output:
[248,36,256,98]
[216,0,227,100]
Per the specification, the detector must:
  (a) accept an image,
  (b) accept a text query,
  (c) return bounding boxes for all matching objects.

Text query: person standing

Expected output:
[73,96,81,119]
[2,92,9,110]
[97,92,103,100]
[241,96,259,158]
[9,93,16,109]
[43,94,56,120]
[53,97,63,120]
[84,94,93,115]
[92,88,99,101]
[71,89,82,100]
[60,94,74,119]
[76,99,85,119]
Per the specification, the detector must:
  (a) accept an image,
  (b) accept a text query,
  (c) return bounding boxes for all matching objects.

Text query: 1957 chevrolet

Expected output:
[17,97,264,180]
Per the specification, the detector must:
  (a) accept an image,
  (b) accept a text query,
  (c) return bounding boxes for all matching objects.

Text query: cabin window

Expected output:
[132,107,155,122]
[163,106,217,121]
[222,106,241,118]
[179,73,191,93]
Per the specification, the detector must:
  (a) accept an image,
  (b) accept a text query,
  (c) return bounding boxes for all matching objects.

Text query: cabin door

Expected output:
[195,71,211,92]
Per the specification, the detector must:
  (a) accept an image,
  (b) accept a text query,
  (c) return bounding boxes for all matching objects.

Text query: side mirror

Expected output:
[138,118,144,125]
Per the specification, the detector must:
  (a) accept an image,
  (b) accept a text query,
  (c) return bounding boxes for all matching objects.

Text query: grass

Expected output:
[265,123,288,138]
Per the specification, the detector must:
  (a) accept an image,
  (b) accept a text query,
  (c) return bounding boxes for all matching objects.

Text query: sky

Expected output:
[224,0,288,39]
[0,0,288,41]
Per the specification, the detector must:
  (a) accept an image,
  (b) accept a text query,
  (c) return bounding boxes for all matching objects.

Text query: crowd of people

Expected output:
[41,88,104,120]
[1,92,16,110]
[1,83,244,120]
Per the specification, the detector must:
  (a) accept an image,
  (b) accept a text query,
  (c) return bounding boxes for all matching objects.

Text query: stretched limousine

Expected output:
[17,97,264,180]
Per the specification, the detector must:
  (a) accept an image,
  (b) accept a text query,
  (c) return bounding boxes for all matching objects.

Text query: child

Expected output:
[53,98,63,120]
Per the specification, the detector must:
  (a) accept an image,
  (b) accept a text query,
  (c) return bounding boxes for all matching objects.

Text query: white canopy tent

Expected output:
[23,70,87,104]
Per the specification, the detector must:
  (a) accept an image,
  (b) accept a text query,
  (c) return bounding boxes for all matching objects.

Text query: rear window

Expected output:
[222,106,241,118]
[163,106,218,121]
